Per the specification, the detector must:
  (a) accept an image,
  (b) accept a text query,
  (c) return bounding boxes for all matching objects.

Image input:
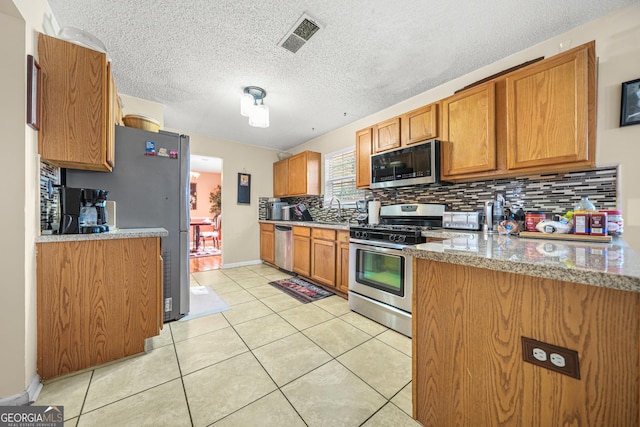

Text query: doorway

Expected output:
[189,155,222,272]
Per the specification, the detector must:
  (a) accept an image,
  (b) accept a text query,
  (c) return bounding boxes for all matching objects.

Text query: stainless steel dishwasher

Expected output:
[274,225,293,271]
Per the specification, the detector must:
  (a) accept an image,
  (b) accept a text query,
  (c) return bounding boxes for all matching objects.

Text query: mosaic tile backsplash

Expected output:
[259,166,619,223]
[40,161,60,231]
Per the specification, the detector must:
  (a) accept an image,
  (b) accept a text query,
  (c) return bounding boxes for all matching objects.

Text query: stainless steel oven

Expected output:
[349,239,413,336]
[348,203,446,338]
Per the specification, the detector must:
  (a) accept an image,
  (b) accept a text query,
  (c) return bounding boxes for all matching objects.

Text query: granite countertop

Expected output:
[36,228,168,243]
[406,230,640,292]
[259,219,350,230]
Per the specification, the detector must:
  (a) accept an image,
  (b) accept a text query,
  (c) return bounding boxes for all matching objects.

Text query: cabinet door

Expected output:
[273,159,288,197]
[38,33,112,171]
[506,42,595,170]
[260,224,275,264]
[441,82,496,178]
[335,231,350,294]
[355,127,373,189]
[374,117,401,153]
[287,152,307,196]
[311,238,337,287]
[401,103,439,146]
[37,237,161,380]
[106,63,118,169]
[286,151,321,196]
[293,235,311,276]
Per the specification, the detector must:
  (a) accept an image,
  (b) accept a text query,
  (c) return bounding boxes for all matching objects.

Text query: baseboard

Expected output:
[222,259,263,269]
[0,374,42,406]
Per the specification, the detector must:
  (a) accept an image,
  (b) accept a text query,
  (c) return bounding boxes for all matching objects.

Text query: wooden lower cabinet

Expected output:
[293,226,311,276]
[260,223,275,264]
[37,237,162,380]
[413,259,639,426]
[310,228,337,288]
[335,231,350,294]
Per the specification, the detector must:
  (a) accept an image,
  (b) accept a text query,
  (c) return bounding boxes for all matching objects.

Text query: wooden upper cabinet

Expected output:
[506,41,595,171]
[274,151,321,197]
[355,127,373,189]
[38,33,118,172]
[373,117,401,153]
[441,82,497,179]
[273,158,288,197]
[401,103,439,146]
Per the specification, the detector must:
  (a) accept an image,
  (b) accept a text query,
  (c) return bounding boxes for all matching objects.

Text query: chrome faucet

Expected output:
[328,196,344,222]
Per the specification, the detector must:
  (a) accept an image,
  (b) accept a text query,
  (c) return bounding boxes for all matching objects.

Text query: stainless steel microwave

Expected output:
[370,140,440,188]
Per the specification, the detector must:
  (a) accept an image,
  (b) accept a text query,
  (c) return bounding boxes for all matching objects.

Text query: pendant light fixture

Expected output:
[241,86,269,128]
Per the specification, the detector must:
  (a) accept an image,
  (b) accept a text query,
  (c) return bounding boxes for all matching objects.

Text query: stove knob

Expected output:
[389,234,396,242]
[362,231,368,239]
[355,231,362,239]
[397,235,406,243]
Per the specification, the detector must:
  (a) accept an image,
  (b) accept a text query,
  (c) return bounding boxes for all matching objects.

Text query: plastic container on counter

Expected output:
[573,212,591,235]
[525,212,546,232]
[590,211,608,236]
[600,210,624,235]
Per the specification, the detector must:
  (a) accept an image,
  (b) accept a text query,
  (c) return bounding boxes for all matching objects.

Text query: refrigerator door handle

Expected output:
[179,135,191,232]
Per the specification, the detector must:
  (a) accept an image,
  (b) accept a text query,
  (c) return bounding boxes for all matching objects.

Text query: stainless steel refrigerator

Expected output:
[65,125,190,322]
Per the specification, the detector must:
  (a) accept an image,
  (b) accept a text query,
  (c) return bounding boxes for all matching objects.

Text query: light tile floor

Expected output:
[35,264,420,427]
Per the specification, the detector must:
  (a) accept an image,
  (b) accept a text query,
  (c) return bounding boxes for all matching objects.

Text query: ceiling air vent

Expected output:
[279,13,322,54]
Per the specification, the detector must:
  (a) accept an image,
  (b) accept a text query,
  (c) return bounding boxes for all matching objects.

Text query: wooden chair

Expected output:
[200,214,221,249]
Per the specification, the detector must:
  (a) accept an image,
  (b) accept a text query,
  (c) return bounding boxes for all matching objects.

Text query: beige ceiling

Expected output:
[47,0,635,151]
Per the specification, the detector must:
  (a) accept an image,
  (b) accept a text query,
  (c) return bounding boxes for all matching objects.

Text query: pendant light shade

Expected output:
[249,103,269,128]
[240,93,254,117]
[241,86,269,128]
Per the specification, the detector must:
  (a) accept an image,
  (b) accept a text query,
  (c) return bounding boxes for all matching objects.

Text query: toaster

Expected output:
[442,211,482,231]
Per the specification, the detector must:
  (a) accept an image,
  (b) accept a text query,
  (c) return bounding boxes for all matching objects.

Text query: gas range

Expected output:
[349,203,446,247]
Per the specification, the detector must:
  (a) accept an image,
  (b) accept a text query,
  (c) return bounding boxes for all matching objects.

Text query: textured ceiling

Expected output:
[47,0,635,151]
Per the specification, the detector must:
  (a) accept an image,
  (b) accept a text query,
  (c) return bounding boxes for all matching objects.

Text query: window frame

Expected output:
[323,147,365,208]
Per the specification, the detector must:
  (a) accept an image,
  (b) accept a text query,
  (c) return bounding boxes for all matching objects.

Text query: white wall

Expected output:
[119,93,165,127]
[294,5,640,251]
[176,131,278,266]
[0,0,48,399]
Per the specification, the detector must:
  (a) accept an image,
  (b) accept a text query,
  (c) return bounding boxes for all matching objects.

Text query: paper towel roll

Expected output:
[368,201,381,224]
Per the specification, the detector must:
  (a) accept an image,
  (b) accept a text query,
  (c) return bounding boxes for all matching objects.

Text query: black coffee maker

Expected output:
[58,186,109,234]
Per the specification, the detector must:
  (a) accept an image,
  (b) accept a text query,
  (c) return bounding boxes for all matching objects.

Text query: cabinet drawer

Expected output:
[260,223,274,232]
[312,228,336,240]
[293,226,311,237]
[336,230,350,244]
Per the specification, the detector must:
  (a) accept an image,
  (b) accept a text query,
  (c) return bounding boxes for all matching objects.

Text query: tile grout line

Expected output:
[185,266,412,425]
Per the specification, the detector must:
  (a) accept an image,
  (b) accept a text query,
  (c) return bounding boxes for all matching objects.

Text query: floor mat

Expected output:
[179,286,230,321]
[268,277,334,303]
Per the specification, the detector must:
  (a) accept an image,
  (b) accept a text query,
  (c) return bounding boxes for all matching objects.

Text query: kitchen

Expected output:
[3,1,640,426]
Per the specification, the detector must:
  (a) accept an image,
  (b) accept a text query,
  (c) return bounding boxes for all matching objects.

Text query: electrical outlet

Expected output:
[521,336,580,379]
[550,353,566,367]
[532,348,547,361]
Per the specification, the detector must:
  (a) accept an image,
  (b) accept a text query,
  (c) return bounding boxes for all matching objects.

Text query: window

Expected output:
[324,147,365,207]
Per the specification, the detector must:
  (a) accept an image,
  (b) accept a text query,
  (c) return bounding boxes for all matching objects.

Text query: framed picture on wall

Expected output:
[237,173,250,204]
[27,55,41,130]
[620,78,640,127]
[190,182,197,209]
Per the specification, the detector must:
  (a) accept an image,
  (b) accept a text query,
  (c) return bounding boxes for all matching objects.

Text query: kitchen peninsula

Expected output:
[407,232,640,425]
[36,228,166,380]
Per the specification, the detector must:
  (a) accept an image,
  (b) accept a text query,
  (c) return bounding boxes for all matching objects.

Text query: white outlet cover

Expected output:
[533,348,547,361]
[550,353,566,367]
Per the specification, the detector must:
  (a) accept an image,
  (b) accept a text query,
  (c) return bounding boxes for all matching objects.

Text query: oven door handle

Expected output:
[349,238,409,251]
